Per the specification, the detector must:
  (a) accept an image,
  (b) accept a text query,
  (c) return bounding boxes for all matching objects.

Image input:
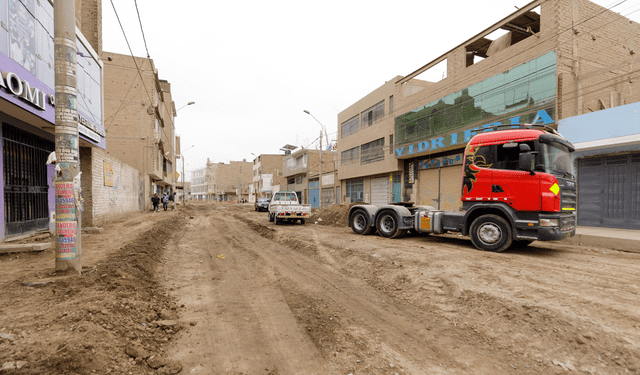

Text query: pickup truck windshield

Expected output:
[273,192,297,201]
[540,143,573,178]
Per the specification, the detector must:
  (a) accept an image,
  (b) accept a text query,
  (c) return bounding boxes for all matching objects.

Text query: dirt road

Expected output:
[1,202,639,374]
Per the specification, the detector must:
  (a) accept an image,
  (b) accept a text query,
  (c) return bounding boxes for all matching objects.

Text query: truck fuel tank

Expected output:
[416,210,445,234]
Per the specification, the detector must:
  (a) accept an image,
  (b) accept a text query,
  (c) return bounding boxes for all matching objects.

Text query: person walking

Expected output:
[162,192,169,211]
[151,193,160,213]
[168,191,176,211]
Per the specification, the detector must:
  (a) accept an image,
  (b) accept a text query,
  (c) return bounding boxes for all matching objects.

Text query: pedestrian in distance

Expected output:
[151,193,160,213]
[162,192,169,211]
[168,191,176,211]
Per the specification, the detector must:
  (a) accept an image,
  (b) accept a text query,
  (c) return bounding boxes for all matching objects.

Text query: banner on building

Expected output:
[104,161,114,186]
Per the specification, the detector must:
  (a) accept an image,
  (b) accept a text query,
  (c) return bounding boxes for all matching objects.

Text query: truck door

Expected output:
[491,142,541,211]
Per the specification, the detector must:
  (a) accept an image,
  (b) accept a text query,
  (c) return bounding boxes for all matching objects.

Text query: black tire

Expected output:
[300,219,306,225]
[350,209,374,235]
[275,216,281,225]
[469,214,513,252]
[375,210,404,239]
[268,213,274,222]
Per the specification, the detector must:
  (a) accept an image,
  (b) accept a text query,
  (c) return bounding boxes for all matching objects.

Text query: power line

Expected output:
[108,0,174,156]
[133,0,151,59]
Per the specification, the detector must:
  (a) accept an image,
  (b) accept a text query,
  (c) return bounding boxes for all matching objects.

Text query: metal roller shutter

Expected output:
[578,154,640,229]
[370,176,389,206]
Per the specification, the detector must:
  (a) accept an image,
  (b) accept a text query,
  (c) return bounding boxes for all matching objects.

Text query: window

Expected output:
[295,175,302,184]
[389,96,394,115]
[361,138,385,164]
[287,178,295,185]
[361,100,385,128]
[341,146,360,165]
[341,115,360,138]
[495,141,534,170]
[345,179,364,203]
[389,135,393,154]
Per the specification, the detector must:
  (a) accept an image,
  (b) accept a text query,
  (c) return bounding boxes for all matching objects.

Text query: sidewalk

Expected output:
[567,226,640,253]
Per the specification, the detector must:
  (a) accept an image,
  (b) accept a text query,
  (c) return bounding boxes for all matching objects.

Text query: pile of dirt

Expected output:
[0,214,187,375]
[309,203,357,227]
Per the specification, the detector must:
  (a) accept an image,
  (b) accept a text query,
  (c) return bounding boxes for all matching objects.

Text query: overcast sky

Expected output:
[101,0,635,176]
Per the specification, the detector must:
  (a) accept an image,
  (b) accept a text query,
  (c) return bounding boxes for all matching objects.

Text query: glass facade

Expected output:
[395,51,557,154]
[341,146,360,165]
[341,114,360,138]
[361,137,385,164]
[345,179,363,203]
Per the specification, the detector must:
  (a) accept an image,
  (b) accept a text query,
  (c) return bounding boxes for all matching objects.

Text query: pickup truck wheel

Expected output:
[376,210,403,239]
[470,215,513,252]
[350,209,374,235]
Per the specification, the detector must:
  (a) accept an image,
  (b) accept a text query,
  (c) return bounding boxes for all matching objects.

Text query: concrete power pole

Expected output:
[54,0,81,274]
[319,130,322,209]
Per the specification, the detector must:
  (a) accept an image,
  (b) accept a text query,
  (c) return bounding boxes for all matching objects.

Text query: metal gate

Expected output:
[578,154,640,229]
[3,124,54,236]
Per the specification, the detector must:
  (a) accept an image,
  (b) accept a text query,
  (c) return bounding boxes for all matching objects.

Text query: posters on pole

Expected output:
[55,181,76,259]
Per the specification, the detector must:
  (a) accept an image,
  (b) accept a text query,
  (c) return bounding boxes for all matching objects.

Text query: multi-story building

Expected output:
[251,154,285,201]
[338,0,640,227]
[282,148,337,208]
[101,52,179,209]
[190,166,208,201]
[0,0,105,239]
[209,160,252,202]
[190,159,253,202]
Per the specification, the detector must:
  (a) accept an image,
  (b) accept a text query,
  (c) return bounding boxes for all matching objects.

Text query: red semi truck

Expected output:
[348,124,577,252]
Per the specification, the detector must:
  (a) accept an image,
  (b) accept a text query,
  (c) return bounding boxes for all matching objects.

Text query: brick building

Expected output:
[282,148,337,207]
[251,154,285,201]
[100,52,179,210]
[338,0,640,220]
[191,159,252,202]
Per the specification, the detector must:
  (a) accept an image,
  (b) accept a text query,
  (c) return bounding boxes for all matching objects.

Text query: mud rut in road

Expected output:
[165,204,640,375]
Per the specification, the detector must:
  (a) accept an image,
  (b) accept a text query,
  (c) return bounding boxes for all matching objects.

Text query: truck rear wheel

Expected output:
[470,214,513,252]
[300,219,306,225]
[350,209,374,235]
[275,216,281,225]
[376,210,404,239]
[269,213,274,222]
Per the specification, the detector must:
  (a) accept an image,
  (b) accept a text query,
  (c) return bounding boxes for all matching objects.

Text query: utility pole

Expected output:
[54,0,81,274]
[319,130,322,209]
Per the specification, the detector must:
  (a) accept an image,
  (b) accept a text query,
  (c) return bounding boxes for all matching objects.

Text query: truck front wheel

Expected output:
[470,214,513,252]
[350,209,374,235]
[376,210,405,239]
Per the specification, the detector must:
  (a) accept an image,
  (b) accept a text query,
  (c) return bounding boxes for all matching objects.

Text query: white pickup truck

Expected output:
[268,191,311,225]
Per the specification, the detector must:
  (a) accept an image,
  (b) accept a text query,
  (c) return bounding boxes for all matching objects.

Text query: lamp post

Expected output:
[181,145,195,206]
[176,101,195,113]
[303,110,325,209]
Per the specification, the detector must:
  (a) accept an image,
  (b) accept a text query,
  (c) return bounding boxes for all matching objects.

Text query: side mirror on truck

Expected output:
[518,152,535,174]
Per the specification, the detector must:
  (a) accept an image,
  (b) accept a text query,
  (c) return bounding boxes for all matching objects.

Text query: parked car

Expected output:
[254,198,270,212]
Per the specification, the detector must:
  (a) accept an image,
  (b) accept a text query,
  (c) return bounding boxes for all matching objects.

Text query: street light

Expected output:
[181,145,195,206]
[303,110,326,209]
[176,101,195,113]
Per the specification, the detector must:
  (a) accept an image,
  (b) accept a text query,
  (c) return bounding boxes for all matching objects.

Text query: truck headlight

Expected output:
[540,218,559,227]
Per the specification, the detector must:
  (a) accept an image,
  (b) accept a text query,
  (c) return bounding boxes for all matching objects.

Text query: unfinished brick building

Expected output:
[338,0,640,228]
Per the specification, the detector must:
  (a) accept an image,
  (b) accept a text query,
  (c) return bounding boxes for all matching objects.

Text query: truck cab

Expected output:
[459,126,576,250]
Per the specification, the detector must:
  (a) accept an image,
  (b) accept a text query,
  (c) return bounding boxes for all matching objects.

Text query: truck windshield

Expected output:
[540,143,573,178]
